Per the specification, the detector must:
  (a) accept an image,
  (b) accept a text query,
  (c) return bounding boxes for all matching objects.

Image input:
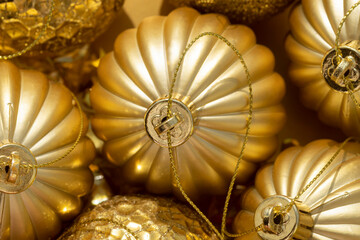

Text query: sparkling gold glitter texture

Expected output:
[169,0,294,24]
[59,195,219,240]
[0,0,124,57]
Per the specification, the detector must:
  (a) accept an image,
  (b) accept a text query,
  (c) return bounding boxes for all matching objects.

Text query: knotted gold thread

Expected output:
[166,31,254,239]
[0,0,55,59]
[0,91,84,169]
[334,0,360,108]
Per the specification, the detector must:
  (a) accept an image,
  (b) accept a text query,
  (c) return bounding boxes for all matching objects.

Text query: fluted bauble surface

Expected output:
[0,61,95,239]
[234,139,360,240]
[91,7,286,199]
[286,0,360,136]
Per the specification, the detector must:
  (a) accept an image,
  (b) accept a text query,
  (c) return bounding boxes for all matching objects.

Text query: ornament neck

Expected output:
[0,143,37,194]
[255,195,314,240]
[144,98,194,148]
[322,40,360,92]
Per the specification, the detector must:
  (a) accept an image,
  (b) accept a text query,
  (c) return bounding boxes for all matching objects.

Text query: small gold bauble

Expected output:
[58,195,219,240]
[169,0,295,24]
[0,0,124,57]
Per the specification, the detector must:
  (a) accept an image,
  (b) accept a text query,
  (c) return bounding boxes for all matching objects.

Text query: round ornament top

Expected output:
[321,40,360,92]
[144,99,194,148]
[0,143,37,194]
[254,195,313,240]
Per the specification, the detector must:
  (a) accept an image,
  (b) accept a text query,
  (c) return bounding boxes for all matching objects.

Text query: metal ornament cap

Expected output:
[144,99,193,148]
[321,41,360,92]
[255,195,313,240]
[0,143,37,194]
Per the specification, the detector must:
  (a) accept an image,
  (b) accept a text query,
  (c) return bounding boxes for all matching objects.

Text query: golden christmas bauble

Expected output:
[286,0,360,137]
[233,139,360,239]
[0,0,124,57]
[169,0,295,24]
[0,61,95,239]
[58,195,218,239]
[90,7,286,200]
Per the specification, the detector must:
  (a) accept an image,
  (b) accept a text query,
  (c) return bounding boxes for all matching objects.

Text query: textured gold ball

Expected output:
[0,0,124,57]
[58,195,219,240]
[169,0,295,24]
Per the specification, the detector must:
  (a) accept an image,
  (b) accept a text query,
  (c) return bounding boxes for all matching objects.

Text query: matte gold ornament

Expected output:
[58,195,218,240]
[0,0,124,57]
[286,0,360,136]
[90,7,286,200]
[0,61,95,239]
[233,139,360,239]
[169,0,295,24]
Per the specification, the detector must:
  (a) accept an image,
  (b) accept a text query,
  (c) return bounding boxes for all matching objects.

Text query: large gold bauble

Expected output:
[58,195,218,239]
[0,61,95,239]
[233,139,360,239]
[169,0,295,24]
[0,0,124,57]
[90,7,286,200]
[286,0,360,137]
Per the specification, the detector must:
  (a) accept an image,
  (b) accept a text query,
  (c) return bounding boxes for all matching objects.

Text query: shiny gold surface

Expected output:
[169,0,294,24]
[58,195,218,240]
[233,139,360,239]
[0,143,37,193]
[0,0,124,57]
[144,98,193,148]
[286,0,360,137]
[0,61,95,239]
[90,7,286,200]
[85,163,113,209]
[254,195,313,240]
[321,41,360,92]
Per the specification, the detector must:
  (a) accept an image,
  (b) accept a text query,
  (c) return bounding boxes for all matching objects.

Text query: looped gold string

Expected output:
[334,1,360,108]
[166,31,254,239]
[0,0,55,59]
[0,91,84,169]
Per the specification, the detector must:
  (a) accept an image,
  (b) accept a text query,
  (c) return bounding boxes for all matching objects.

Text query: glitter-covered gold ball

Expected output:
[0,0,124,57]
[58,195,218,240]
[169,0,294,24]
